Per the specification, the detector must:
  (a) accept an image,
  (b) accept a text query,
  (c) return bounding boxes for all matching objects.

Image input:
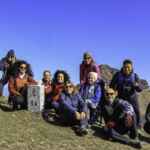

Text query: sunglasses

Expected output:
[106,93,114,96]
[84,57,91,60]
[9,56,15,58]
[66,85,73,88]
[44,74,51,77]
[20,66,26,69]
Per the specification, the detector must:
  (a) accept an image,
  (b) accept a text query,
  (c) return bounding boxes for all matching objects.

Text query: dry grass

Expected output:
[0,90,150,150]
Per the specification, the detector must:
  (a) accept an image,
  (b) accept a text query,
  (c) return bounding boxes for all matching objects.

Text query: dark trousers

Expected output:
[44,97,60,112]
[10,87,28,110]
[44,96,51,109]
[128,94,141,127]
[106,128,134,144]
[105,121,138,144]
[87,102,98,124]
[61,109,88,128]
[10,95,27,109]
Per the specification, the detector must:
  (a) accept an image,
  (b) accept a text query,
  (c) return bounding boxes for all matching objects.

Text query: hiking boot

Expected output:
[49,109,56,115]
[42,109,56,120]
[76,127,88,136]
[47,116,55,122]
[87,124,92,129]
[138,128,145,136]
[130,140,142,149]
[80,128,88,135]
[72,125,80,130]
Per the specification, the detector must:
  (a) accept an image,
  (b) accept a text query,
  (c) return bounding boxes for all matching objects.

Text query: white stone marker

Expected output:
[27,85,45,112]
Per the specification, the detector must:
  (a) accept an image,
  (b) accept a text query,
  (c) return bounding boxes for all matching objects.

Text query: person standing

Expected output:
[0,50,17,96]
[80,52,101,85]
[110,59,143,127]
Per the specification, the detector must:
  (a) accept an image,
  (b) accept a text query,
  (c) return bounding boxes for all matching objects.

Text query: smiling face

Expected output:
[87,72,97,85]
[65,83,74,95]
[123,63,133,75]
[19,63,27,74]
[43,71,52,82]
[105,88,117,104]
[57,73,64,84]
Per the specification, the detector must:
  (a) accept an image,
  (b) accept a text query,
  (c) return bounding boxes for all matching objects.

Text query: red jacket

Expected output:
[42,81,52,96]
[8,74,37,96]
[50,83,65,101]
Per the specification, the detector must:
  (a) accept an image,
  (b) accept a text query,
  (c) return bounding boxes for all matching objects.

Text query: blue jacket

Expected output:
[79,82,102,104]
[60,92,87,114]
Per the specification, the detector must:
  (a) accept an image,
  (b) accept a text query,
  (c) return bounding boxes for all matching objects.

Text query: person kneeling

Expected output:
[60,81,88,136]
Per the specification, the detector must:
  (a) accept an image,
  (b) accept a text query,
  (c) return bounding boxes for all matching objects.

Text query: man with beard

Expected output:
[102,88,142,149]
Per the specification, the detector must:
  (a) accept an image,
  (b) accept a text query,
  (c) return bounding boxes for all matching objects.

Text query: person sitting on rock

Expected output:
[8,60,37,110]
[102,87,141,149]
[80,72,102,125]
[60,81,88,136]
[110,59,143,128]
[0,50,18,96]
[80,52,101,85]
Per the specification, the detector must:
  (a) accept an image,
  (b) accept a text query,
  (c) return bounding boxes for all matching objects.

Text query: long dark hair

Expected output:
[53,70,70,84]
[82,53,95,65]
[11,60,34,77]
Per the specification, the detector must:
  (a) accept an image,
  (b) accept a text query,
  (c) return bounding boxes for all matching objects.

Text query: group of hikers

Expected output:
[0,50,150,149]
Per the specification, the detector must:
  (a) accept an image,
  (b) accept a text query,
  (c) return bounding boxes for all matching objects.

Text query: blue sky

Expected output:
[0,0,150,89]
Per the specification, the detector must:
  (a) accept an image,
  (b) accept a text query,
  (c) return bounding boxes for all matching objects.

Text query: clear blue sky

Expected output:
[0,0,150,86]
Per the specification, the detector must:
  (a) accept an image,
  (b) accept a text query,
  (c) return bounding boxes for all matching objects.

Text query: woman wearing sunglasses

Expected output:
[8,60,37,110]
[60,81,88,136]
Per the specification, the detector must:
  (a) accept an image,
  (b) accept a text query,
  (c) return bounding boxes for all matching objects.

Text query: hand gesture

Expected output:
[16,92,22,96]
[106,121,116,128]
[75,111,81,120]
[80,112,86,120]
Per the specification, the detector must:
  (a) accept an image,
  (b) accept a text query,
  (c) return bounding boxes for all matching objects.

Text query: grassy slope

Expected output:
[0,90,150,150]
